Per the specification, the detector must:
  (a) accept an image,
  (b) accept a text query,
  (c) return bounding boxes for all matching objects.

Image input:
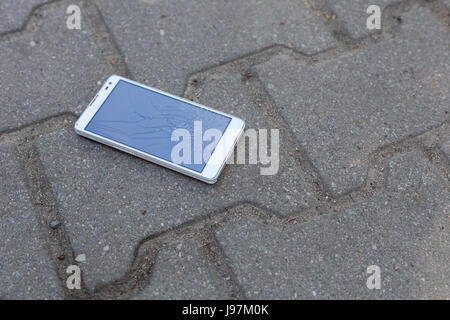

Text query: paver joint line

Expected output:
[0,0,63,37]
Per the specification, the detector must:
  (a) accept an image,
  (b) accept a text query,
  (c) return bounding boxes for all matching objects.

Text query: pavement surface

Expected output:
[0,0,448,299]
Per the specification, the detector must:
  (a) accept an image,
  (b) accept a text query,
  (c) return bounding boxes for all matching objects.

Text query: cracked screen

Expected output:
[85,80,231,172]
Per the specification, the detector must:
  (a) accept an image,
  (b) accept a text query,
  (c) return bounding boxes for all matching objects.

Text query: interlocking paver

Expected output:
[0,1,112,131]
[256,7,450,196]
[0,0,50,34]
[0,142,63,299]
[309,0,401,39]
[96,0,337,95]
[215,151,450,299]
[133,240,223,299]
[34,72,317,290]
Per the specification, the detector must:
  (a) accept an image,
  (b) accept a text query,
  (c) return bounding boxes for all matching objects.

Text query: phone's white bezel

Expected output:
[74,75,245,184]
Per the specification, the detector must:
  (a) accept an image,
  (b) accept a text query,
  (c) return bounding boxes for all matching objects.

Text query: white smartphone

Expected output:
[75,75,245,184]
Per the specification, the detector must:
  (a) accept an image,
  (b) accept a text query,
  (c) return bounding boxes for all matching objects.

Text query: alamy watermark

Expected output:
[66,265,81,290]
[66,4,81,30]
[367,5,382,30]
[366,265,381,290]
[171,121,279,175]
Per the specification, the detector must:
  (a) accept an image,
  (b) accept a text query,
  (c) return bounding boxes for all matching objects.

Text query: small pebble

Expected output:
[57,254,65,261]
[103,245,110,252]
[49,220,60,230]
[75,254,86,262]
[30,41,36,47]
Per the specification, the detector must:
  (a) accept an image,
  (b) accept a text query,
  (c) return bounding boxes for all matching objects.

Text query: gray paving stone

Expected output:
[34,72,316,290]
[317,0,401,39]
[0,0,50,34]
[0,1,112,131]
[256,7,450,196]
[0,142,63,299]
[96,0,337,95]
[440,139,450,161]
[215,151,450,299]
[133,240,223,299]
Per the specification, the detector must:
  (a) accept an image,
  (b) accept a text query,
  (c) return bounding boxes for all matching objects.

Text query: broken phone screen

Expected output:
[85,80,231,172]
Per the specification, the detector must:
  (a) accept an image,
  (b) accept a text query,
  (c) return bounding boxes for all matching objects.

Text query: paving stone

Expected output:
[0,0,50,34]
[316,0,401,39]
[96,0,337,95]
[256,7,450,196]
[0,1,112,131]
[35,72,316,290]
[0,142,63,299]
[440,139,450,161]
[133,240,223,299]
[215,151,450,299]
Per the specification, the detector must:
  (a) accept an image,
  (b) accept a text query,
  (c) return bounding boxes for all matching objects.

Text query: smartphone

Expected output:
[75,75,245,184]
